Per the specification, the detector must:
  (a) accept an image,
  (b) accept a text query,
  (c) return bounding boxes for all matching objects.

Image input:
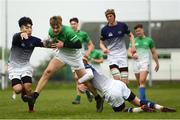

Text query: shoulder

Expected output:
[62,25,74,33]
[12,32,21,39]
[117,21,128,27]
[48,28,54,37]
[101,24,109,32]
[30,36,41,41]
[78,30,87,35]
[145,36,153,41]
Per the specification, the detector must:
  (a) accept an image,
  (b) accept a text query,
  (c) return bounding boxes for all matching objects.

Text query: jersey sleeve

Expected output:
[64,29,82,49]
[34,37,44,47]
[149,38,155,49]
[83,32,90,43]
[100,28,105,41]
[12,33,22,46]
[123,23,130,35]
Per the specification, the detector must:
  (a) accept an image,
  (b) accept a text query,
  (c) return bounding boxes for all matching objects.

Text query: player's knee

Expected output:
[121,79,129,84]
[139,80,146,86]
[13,85,23,94]
[113,75,121,80]
[110,65,121,78]
[12,78,22,94]
[24,87,32,95]
[44,69,53,78]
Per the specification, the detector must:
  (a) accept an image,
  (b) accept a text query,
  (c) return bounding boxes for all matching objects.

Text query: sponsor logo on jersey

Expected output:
[118,31,122,35]
[108,32,113,37]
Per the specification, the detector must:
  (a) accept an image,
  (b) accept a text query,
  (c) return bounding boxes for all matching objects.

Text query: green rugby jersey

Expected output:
[48,25,81,49]
[76,30,90,44]
[75,30,90,52]
[88,49,103,61]
[129,36,155,60]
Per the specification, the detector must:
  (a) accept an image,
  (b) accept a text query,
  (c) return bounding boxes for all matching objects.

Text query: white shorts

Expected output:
[55,48,84,70]
[133,60,149,73]
[108,56,128,68]
[8,64,33,80]
[104,80,131,107]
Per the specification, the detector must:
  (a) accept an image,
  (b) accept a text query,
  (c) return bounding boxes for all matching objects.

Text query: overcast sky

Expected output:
[0,0,180,66]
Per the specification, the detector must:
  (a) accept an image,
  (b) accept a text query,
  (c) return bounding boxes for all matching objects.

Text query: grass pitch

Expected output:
[0,81,180,119]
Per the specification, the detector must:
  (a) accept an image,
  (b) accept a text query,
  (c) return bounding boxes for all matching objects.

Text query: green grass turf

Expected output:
[0,81,180,119]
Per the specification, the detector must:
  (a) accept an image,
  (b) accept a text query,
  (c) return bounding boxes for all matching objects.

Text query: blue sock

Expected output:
[139,87,146,100]
[140,99,155,108]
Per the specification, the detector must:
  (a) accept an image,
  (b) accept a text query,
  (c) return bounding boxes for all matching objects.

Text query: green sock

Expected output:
[76,95,81,101]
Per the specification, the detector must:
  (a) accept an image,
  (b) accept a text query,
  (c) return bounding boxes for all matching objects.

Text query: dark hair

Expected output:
[49,16,62,27]
[105,9,116,18]
[18,17,33,27]
[134,24,143,30]
[69,17,79,23]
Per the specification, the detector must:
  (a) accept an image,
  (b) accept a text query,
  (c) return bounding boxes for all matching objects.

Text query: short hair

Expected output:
[69,17,79,23]
[18,17,33,27]
[49,16,62,27]
[105,9,116,18]
[134,24,143,30]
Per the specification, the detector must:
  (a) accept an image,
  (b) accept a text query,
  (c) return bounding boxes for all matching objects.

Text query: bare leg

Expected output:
[35,58,65,93]
[72,72,81,104]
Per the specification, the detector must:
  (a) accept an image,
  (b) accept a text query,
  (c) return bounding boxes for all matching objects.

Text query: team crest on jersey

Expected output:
[21,43,25,47]
[30,43,34,47]
[108,32,113,37]
[118,31,122,35]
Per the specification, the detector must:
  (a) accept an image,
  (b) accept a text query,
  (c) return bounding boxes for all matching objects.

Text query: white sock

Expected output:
[154,104,163,110]
[132,107,143,112]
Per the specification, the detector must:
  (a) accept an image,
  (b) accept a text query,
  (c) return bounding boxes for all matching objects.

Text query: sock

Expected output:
[126,108,133,112]
[132,107,143,112]
[75,95,81,101]
[33,92,39,99]
[95,94,101,101]
[139,87,146,100]
[154,104,163,110]
[140,99,155,109]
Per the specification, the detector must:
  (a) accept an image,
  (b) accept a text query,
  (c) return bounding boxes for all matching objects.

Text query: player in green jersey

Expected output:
[69,17,95,104]
[128,24,159,100]
[31,16,104,112]
[87,49,104,70]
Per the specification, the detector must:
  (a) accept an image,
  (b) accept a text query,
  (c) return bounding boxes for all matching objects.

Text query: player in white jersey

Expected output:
[80,58,176,113]
[100,9,136,84]
[8,17,45,112]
